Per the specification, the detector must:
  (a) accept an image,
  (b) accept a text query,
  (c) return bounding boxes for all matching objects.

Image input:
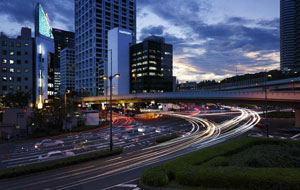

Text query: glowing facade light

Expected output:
[38,4,54,39]
[37,94,43,109]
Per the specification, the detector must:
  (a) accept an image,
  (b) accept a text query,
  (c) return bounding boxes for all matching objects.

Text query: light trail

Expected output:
[0,107,260,190]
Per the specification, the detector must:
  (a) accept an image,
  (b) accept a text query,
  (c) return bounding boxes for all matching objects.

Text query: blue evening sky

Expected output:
[0,0,280,82]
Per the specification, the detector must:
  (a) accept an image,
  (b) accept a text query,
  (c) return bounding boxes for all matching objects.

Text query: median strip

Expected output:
[0,149,122,179]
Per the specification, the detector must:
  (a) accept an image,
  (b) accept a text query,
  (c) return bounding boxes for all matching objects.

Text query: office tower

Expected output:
[52,28,75,96]
[280,0,296,71]
[0,28,33,100]
[295,0,300,70]
[130,36,173,93]
[60,48,75,95]
[34,3,55,108]
[108,27,132,95]
[75,0,136,96]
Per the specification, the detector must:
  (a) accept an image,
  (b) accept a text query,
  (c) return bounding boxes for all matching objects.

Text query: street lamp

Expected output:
[103,74,120,151]
[103,49,120,151]
[264,71,272,138]
[132,73,137,93]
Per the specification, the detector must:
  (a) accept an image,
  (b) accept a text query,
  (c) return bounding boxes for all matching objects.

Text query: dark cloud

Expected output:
[0,0,74,32]
[139,25,165,40]
[137,0,279,80]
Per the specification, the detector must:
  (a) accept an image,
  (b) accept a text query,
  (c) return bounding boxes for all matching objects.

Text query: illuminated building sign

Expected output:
[38,4,54,39]
[119,30,132,35]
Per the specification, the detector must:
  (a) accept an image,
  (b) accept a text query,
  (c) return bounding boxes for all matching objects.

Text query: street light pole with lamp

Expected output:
[103,74,120,151]
[264,71,272,138]
[103,49,120,151]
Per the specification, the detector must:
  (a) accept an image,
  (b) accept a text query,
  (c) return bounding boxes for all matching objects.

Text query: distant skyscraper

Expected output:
[280,0,297,71]
[294,0,300,71]
[108,27,133,95]
[130,36,173,93]
[52,28,75,96]
[75,0,136,96]
[0,28,33,101]
[60,47,75,95]
[34,3,55,108]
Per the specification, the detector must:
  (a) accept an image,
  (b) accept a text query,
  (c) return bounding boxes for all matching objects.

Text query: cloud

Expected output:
[0,0,74,37]
[137,0,279,82]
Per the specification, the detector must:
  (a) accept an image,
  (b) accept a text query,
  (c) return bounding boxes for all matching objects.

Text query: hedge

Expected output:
[155,134,178,144]
[142,138,300,189]
[0,148,122,179]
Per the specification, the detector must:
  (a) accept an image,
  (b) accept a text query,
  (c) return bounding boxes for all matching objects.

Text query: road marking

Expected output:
[101,178,139,190]
[116,184,137,187]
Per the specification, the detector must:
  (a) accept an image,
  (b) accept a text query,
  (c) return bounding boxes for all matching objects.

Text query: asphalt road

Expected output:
[0,107,261,190]
[0,115,192,169]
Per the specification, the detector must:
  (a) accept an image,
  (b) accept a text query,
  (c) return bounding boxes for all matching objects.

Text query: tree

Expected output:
[0,92,31,108]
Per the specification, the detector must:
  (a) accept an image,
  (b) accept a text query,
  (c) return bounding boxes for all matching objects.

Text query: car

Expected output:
[38,150,75,160]
[138,127,145,133]
[35,139,64,149]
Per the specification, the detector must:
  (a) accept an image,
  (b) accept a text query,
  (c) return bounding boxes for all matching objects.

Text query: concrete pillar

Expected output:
[295,109,300,128]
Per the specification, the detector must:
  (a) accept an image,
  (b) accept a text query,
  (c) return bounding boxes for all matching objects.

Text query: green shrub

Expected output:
[142,138,300,190]
[0,149,122,179]
[155,134,178,144]
[141,167,168,187]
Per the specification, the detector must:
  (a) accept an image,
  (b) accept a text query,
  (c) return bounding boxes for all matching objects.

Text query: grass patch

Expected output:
[0,148,122,179]
[155,134,178,144]
[141,138,300,190]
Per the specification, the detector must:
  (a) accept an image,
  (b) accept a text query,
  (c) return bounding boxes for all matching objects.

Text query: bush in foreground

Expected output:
[142,138,300,190]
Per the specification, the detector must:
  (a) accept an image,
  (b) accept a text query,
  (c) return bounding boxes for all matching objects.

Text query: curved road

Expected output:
[0,107,260,190]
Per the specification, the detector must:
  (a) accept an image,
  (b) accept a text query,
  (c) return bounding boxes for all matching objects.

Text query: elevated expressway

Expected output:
[82,90,300,128]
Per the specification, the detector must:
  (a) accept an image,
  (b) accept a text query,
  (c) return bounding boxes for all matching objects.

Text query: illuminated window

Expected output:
[142,67,147,70]
[10,51,14,56]
[16,86,21,91]
[149,55,156,59]
[17,68,21,73]
[131,69,136,72]
[9,77,13,82]
[2,77,7,81]
[2,59,7,64]
[149,61,156,64]
[149,72,156,76]
[24,43,29,47]
[10,68,14,73]
[149,67,157,70]
[165,52,172,55]
[24,68,29,73]
[137,73,142,77]
[137,51,142,55]
[9,60,14,64]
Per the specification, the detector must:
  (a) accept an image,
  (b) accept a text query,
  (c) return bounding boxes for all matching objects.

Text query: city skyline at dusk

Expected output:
[0,0,280,82]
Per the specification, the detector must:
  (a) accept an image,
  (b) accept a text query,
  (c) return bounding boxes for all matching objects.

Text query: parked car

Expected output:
[38,150,75,160]
[34,139,64,149]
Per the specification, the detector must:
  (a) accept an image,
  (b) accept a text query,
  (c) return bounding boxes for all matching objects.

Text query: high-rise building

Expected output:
[60,47,75,95]
[130,36,173,93]
[34,3,55,108]
[75,0,136,96]
[0,28,33,100]
[108,27,133,95]
[294,0,300,71]
[280,0,298,71]
[52,28,75,96]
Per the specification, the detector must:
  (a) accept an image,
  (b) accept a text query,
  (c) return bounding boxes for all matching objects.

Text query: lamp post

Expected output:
[264,71,272,138]
[132,73,137,93]
[103,49,120,151]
